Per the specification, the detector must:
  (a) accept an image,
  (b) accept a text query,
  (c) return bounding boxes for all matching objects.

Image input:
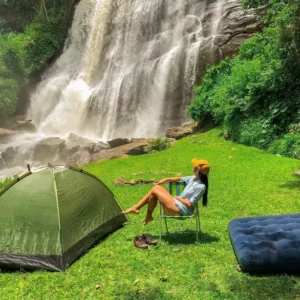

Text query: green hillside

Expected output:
[0,129,299,299]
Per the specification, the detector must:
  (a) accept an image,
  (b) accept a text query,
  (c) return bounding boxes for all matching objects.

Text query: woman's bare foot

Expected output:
[143,215,154,225]
[122,207,140,215]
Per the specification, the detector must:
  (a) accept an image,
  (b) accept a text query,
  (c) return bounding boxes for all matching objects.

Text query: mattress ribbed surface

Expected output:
[228,214,300,272]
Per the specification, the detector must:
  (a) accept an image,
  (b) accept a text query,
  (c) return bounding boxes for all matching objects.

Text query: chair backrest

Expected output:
[167,181,187,196]
[166,181,199,218]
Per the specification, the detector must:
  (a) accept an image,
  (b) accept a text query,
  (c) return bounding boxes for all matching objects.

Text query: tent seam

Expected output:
[52,170,65,261]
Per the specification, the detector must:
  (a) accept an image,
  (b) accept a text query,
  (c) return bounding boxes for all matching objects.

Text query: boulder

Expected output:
[125,144,147,155]
[107,138,131,148]
[89,141,110,153]
[32,137,66,163]
[66,150,91,167]
[91,148,121,161]
[92,139,150,162]
[1,147,16,167]
[65,133,93,155]
[165,121,198,140]
[64,133,110,158]
[165,127,192,140]
[17,120,37,133]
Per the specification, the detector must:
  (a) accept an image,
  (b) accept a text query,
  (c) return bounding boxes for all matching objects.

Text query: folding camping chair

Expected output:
[159,181,201,242]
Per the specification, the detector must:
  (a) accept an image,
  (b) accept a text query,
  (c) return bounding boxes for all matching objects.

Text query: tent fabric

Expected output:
[0,166,128,271]
[228,214,300,273]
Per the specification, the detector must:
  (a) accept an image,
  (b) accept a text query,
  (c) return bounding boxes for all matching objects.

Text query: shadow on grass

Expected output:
[280,174,300,190]
[155,230,219,245]
[116,287,177,300]
[228,273,299,299]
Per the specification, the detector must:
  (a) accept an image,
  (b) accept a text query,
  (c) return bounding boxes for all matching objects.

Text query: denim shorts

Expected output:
[174,198,192,216]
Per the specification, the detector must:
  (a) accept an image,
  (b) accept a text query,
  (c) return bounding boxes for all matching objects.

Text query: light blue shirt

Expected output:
[174,176,206,216]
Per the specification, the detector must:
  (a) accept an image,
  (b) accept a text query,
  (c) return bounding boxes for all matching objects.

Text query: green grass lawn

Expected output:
[0,129,299,299]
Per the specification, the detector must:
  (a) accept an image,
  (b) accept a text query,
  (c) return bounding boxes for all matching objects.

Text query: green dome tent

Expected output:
[0,166,128,271]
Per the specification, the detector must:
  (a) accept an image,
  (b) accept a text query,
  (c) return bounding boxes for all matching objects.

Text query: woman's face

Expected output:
[193,166,199,175]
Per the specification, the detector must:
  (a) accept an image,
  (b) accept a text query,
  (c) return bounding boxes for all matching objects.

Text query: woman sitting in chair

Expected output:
[122,159,210,225]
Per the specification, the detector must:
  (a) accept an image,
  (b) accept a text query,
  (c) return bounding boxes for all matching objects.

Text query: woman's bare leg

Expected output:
[143,194,158,225]
[122,185,180,225]
[149,185,180,216]
[122,190,152,214]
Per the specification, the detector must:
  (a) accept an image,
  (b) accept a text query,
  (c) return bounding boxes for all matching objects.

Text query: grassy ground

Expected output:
[0,129,299,299]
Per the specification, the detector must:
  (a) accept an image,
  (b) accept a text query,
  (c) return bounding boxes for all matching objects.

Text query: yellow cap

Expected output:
[192,159,210,175]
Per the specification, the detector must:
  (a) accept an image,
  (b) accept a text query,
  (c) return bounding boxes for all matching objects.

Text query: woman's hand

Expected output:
[156,178,167,185]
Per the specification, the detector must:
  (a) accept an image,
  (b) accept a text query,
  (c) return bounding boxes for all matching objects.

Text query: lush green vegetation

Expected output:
[0,130,299,299]
[190,0,300,159]
[146,138,171,153]
[0,175,15,190]
[0,0,74,115]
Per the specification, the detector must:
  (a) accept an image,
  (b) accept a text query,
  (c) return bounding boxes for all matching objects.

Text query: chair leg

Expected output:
[159,205,162,242]
[196,215,199,243]
[164,217,169,234]
[196,208,200,243]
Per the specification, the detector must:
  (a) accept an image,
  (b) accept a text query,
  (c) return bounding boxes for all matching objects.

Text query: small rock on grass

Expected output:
[172,248,181,252]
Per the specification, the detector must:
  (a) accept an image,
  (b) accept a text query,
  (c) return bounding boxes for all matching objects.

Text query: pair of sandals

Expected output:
[134,233,157,249]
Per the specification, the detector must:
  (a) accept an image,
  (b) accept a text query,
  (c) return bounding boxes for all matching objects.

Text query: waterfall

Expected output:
[27,0,229,140]
[1,0,261,178]
[210,0,226,36]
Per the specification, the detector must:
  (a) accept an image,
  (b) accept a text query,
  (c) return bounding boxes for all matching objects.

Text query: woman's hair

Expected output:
[199,172,209,206]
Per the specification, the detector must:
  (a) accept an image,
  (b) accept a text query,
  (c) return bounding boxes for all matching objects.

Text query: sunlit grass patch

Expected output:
[0,129,299,299]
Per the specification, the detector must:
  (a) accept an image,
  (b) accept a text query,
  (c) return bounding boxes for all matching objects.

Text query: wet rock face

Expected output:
[17,120,37,133]
[32,137,66,164]
[1,147,16,168]
[159,1,263,129]
[0,116,37,133]
[64,133,109,156]
[216,4,263,56]
[66,150,91,167]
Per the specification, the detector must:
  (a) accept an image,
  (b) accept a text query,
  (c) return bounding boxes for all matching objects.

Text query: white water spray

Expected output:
[27,0,229,140]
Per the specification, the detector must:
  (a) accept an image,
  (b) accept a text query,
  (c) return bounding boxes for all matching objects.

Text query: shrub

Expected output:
[268,133,300,159]
[0,0,71,116]
[146,138,171,153]
[0,176,16,191]
[238,119,275,149]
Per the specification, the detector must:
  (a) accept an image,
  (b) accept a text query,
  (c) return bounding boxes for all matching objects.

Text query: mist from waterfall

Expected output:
[27,0,227,140]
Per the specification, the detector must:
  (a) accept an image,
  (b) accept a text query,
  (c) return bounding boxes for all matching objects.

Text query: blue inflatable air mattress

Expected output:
[228,214,300,273]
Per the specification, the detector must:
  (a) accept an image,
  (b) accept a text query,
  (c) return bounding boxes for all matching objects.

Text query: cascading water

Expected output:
[0,0,260,178]
[28,0,228,140]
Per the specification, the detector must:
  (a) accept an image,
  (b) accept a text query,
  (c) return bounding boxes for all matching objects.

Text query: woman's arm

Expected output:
[156,177,181,185]
[174,196,192,208]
